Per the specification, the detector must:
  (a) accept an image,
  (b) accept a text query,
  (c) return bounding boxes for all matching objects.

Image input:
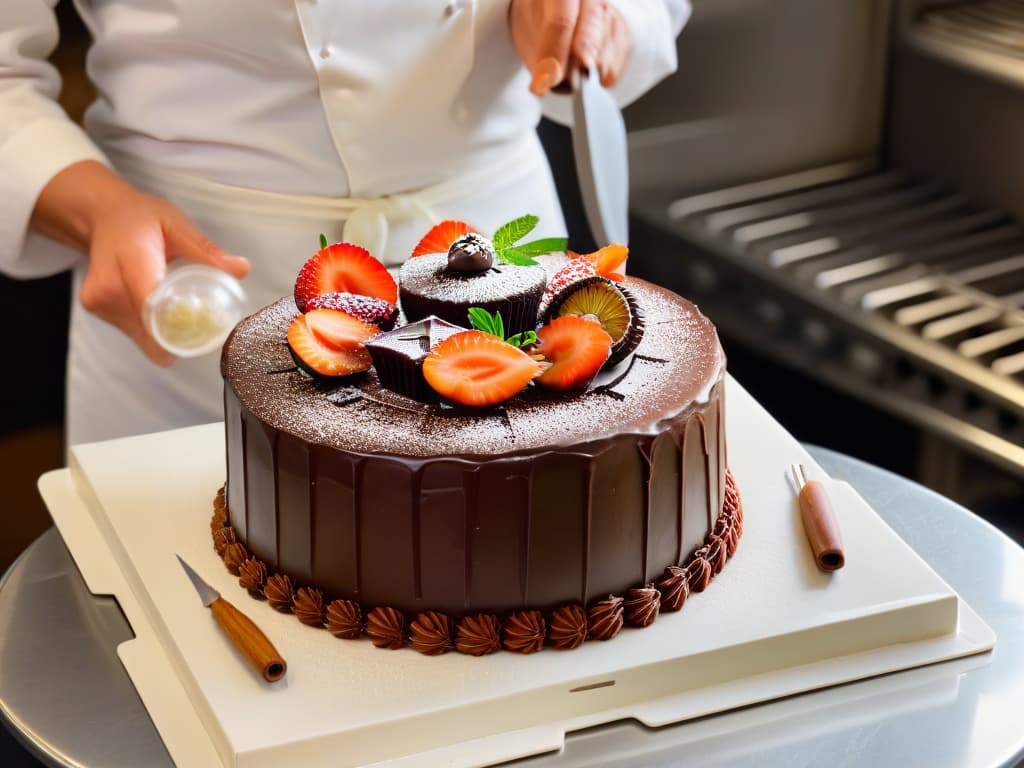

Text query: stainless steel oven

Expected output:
[622,0,1024,513]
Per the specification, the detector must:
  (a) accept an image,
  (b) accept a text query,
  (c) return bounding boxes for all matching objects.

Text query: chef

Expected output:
[1,0,690,445]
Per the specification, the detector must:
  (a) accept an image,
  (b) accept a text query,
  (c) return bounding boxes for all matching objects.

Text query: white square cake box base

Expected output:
[40,376,994,768]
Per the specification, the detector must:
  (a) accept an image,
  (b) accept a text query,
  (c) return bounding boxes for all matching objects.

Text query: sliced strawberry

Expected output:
[294,242,397,311]
[541,256,597,311]
[422,330,540,406]
[304,292,399,330]
[411,220,477,258]
[579,244,629,282]
[535,316,612,391]
[287,309,378,378]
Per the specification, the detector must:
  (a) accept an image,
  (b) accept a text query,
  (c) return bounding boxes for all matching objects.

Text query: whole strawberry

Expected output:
[304,292,399,331]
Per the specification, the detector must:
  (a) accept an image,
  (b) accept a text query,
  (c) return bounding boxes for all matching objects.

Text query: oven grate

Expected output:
[640,162,1024,476]
[919,0,1024,59]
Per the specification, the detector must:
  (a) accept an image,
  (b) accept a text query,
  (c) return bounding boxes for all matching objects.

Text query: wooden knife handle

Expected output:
[210,597,287,682]
[798,480,846,572]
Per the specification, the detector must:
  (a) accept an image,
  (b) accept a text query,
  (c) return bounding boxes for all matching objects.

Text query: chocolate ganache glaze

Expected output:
[221,276,727,618]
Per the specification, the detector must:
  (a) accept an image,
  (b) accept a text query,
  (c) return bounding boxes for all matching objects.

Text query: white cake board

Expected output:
[39,376,995,768]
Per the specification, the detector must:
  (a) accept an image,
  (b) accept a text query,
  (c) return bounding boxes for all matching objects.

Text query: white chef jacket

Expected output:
[0,0,690,445]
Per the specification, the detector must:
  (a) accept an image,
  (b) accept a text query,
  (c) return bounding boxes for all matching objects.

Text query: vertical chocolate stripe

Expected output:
[243,418,278,569]
[353,457,365,596]
[411,467,423,600]
[637,437,654,583]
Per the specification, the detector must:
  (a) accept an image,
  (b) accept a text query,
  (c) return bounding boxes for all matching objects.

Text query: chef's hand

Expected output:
[31,160,249,365]
[509,0,632,95]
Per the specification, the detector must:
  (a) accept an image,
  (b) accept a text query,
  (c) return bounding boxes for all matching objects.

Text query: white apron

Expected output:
[66,133,566,446]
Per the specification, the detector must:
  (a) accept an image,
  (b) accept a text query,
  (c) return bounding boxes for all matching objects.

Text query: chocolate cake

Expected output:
[399,252,546,336]
[218,274,738,654]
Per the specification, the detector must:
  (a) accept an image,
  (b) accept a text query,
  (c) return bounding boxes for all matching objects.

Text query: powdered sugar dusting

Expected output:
[399,253,545,304]
[223,278,724,458]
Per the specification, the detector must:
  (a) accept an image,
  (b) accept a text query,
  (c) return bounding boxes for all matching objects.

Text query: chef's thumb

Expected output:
[165,208,251,279]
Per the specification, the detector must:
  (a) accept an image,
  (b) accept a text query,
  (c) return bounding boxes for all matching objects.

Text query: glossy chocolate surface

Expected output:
[221,278,726,616]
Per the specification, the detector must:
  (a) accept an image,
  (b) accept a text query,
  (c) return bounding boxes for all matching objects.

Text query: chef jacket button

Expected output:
[444,1,459,17]
[319,45,331,59]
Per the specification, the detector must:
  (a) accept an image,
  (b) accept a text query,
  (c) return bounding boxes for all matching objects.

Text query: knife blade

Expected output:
[571,67,630,247]
[176,554,287,682]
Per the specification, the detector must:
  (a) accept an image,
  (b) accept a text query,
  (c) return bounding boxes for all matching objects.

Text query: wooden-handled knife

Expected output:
[176,554,287,682]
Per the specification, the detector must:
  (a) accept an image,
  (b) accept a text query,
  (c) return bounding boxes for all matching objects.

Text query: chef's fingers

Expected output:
[571,0,607,72]
[599,7,631,87]
[530,0,580,94]
[163,206,250,278]
[80,245,174,366]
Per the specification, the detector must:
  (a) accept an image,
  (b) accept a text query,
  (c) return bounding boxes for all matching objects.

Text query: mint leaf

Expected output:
[467,307,504,338]
[497,248,539,267]
[493,214,539,251]
[506,330,538,349]
[319,233,329,249]
[513,237,568,256]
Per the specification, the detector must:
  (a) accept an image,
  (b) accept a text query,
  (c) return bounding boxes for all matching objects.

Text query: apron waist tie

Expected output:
[104,134,541,264]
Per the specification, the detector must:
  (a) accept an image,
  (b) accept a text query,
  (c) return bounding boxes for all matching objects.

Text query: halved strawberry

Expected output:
[304,292,399,330]
[540,256,597,311]
[294,242,397,312]
[287,309,378,378]
[410,220,477,258]
[578,244,628,282]
[422,330,540,406]
[535,316,612,391]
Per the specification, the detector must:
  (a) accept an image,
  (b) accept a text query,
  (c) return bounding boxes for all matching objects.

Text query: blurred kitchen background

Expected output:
[2,0,1022,579]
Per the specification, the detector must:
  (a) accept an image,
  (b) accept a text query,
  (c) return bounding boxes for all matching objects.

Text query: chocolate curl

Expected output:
[456,613,501,656]
[238,558,268,596]
[548,605,587,650]
[410,611,452,656]
[503,610,545,654]
[686,554,712,593]
[656,566,689,612]
[213,525,237,556]
[326,600,363,639]
[366,607,406,649]
[587,596,624,641]
[264,573,294,611]
[222,542,248,576]
[293,587,327,628]
[624,584,660,628]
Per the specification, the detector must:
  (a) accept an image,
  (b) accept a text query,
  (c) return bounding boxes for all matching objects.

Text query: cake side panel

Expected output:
[417,462,470,613]
[224,386,247,540]
[525,454,589,608]
[276,433,312,583]
[645,431,682,584]
[467,463,530,612]
[310,448,360,598]
[243,415,279,570]
[584,440,646,598]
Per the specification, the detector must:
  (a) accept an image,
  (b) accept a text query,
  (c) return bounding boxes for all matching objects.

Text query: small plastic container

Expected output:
[143,265,246,358]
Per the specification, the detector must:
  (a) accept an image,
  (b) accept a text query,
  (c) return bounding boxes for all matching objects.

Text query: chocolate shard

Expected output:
[364,316,466,402]
[264,573,294,612]
[455,613,501,656]
[503,610,546,654]
[656,566,689,612]
[587,595,624,641]
[293,586,326,628]
[222,542,248,576]
[410,611,453,655]
[326,599,363,639]
[548,604,587,650]
[366,607,406,650]
[238,557,268,596]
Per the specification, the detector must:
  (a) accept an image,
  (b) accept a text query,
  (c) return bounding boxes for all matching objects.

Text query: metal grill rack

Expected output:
[631,161,1024,477]
[919,0,1024,58]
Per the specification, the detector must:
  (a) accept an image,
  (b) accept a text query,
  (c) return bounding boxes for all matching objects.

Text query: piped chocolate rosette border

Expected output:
[209,470,743,656]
